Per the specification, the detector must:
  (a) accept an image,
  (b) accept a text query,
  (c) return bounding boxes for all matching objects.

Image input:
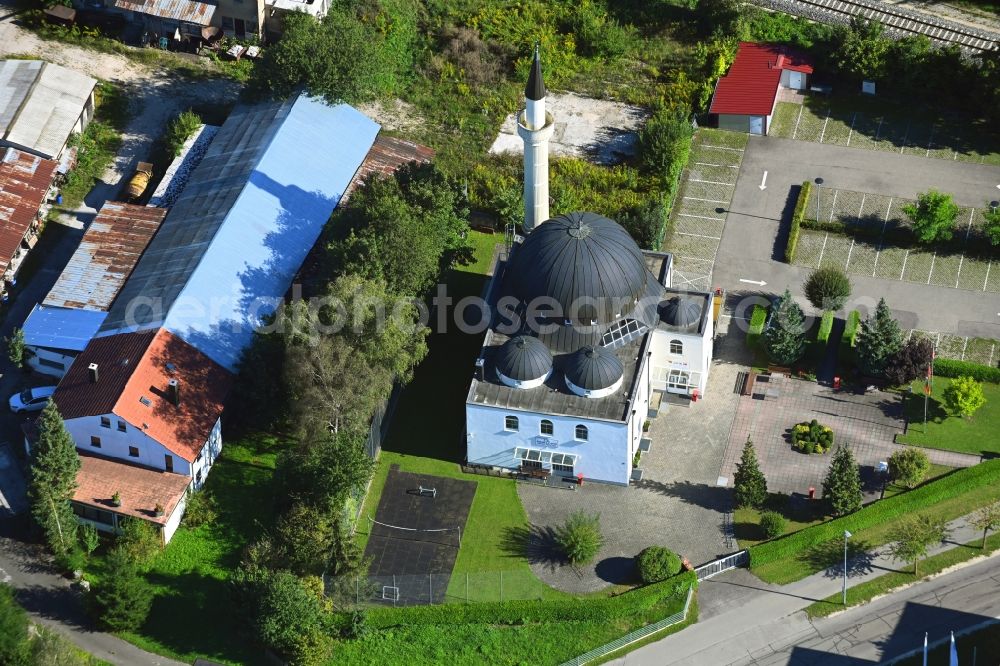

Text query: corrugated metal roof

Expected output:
[22,304,107,351]
[342,134,434,201]
[44,202,166,311]
[0,60,96,160]
[709,43,815,116]
[98,94,380,370]
[113,0,216,25]
[0,147,56,275]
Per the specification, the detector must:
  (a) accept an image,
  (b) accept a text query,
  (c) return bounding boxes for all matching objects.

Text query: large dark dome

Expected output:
[563,345,624,396]
[495,335,552,383]
[507,212,648,323]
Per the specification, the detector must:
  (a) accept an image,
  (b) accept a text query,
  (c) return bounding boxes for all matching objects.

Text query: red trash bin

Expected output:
[833,375,841,390]
[808,486,816,499]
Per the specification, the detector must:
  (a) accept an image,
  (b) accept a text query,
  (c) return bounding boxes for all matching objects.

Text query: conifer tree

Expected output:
[763,290,807,365]
[733,438,767,509]
[823,445,863,516]
[27,402,80,560]
[856,298,903,378]
[92,547,153,632]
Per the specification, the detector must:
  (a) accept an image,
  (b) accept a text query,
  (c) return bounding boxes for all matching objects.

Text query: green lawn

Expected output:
[118,434,286,665]
[804,530,1000,619]
[897,377,1000,456]
[734,494,827,548]
[882,464,954,499]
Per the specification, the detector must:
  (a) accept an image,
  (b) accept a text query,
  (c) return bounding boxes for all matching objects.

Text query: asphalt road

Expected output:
[713,136,1000,338]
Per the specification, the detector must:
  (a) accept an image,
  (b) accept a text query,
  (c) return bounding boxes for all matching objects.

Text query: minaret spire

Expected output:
[517,44,553,233]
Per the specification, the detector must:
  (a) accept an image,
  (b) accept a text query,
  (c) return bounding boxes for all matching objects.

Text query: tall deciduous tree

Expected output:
[763,290,807,365]
[943,376,987,418]
[970,501,1000,550]
[92,547,153,632]
[887,516,949,575]
[902,190,959,244]
[823,446,863,516]
[855,298,903,378]
[733,439,767,509]
[834,17,890,80]
[28,402,80,561]
[884,337,934,387]
[253,570,333,666]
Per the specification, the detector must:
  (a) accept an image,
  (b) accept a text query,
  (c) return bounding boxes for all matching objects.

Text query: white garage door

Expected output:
[788,71,805,90]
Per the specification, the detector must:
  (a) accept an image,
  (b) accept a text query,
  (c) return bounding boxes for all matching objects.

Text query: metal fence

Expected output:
[693,550,749,581]
[558,585,695,666]
[325,570,556,608]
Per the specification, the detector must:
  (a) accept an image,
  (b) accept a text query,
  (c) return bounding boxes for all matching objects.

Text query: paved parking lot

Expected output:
[665,129,747,292]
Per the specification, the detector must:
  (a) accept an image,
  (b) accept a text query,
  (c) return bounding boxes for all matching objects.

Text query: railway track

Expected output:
[758,0,999,51]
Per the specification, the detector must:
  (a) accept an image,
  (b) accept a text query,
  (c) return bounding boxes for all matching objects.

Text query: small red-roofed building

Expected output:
[709,42,814,135]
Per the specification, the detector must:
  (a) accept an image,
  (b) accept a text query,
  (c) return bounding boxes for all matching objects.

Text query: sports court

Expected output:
[362,467,476,605]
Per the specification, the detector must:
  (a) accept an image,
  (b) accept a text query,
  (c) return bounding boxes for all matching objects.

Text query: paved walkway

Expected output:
[718,375,981,497]
[615,511,992,665]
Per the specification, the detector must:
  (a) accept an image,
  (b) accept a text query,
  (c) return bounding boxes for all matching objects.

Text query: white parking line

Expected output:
[847,112,857,146]
[927,252,937,284]
[792,105,803,140]
[819,108,831,143]
[845,238,855,268]
[901,250,910,280]
[676,232,722,240]
[683,196,729,204]
[688,179,734,186]
[985,261,992,291]
[699,144,744,152]
[956,255,964,288]
[694,162,739,168]
[678,214,725,222]
[817,233,829,268]
[828,190,839,223]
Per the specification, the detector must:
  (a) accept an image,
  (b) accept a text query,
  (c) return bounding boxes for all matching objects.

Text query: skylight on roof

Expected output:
[139,396,151,406]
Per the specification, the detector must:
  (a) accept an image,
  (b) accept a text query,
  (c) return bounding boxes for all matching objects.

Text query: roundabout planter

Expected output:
[792,419,833,454]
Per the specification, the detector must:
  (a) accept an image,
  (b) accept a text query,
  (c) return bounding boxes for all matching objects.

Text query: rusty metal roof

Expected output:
[113,0,217,26]
[44,202,167,311]
[0,148,56,276]
[343,134,434,201]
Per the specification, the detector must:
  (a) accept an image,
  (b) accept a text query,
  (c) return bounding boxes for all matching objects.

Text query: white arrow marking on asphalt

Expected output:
[740,279,767,286]
[759,171,768,191]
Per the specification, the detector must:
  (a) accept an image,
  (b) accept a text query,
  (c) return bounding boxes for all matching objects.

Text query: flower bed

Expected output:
[791,419,833,454]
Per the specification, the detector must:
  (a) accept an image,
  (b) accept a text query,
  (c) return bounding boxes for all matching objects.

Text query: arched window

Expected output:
[540,419,554,436]
[575,424,589,441]
[669,339,683,355]
[505,415,519,432]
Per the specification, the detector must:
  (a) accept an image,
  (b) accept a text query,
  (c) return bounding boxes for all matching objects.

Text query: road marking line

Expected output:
[985,261,992,291]
[899,121,910,153]
[695,162,739,168]
[688,179,733,186]
[990,343,995,366]
[965,208,975,241]
[847,111,856,146]
[845,238,855,269]
[872,248,880,276]
[901,249,909,280]
[828,189,838,223]
[676,231,722,240]
[928,252,937,284]
[699,144,744,152]
[678,213,725,222]
[683,196,728,204]
[817,233,829,268]
[819,108,831,143]
[956,255,964,288]
[961,336,968,360]
[792,105,804,140]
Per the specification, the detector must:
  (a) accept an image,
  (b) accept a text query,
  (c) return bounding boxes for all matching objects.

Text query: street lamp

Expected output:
[991,200,999,215]
[843,530,852,605]
[814,177,824,223]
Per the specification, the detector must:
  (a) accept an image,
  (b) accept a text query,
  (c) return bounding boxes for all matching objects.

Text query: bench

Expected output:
[743,372,756,397]
[518,465,552,482]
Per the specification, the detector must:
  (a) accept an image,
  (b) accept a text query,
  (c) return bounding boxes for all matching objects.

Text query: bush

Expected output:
[791,419,833,454]
[804,267,852,311]
[934,358,1000,383]
[884,337,935,387]
[760,511,787,539]
[182,489,217,527]
[817,311,834,344]
[843,310,861,348]
[0,584,29,666]
[785,181,812,263]
[116,517,161,569]
[636,546,682,584]
[943,376,987,418]
[164,109,201,158]
[749,459,1000,569]
[254,571,333,666]
[746,304,767,350]
[888,448,931,489]
[554,511,604,566]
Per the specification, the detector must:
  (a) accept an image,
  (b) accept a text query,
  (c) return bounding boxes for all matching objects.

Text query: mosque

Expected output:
[463,50,716,486]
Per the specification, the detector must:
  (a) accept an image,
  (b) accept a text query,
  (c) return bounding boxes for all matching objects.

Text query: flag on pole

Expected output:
[923,632,928,666]
[949,631,959,666]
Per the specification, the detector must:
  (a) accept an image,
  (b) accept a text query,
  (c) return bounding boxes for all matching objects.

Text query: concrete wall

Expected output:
[65,414,192,477]
[162,493,187,543]
[25,346,75,378]
[189,419,222,490]
[466,403,631,485]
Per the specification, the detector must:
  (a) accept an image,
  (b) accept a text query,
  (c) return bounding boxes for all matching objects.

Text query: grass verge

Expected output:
[58,82,128,211]
[897,377,1000,457]
[804,531,1000,619]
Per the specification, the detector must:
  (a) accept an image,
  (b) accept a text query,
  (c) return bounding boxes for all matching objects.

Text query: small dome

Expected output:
[508,212,648,323]
[659,297,702,329]
[563,345,624,398]
[495,336,552,388]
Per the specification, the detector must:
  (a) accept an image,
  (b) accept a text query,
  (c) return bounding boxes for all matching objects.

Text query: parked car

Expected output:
[9,386,56,413]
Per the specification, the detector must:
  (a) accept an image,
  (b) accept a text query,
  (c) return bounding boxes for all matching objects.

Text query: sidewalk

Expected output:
[616,512,990,665]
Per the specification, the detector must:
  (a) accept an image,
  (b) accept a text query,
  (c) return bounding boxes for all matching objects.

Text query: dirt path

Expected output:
[0,7,241,223]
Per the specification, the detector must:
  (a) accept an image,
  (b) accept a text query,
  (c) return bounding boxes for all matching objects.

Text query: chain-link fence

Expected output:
[325,570,553,608]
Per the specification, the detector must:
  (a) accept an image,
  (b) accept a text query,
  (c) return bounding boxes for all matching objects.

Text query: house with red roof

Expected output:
[709,42,814,135]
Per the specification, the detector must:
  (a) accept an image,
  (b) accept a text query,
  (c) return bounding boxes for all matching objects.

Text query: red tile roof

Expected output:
[73,452,190,525]
[709,43,815,116]
[0,148,56,275]
[55,328,233,461]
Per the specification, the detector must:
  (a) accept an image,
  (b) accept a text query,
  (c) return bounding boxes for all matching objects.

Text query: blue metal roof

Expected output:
[98,94,380,370]
[22,304,107,351]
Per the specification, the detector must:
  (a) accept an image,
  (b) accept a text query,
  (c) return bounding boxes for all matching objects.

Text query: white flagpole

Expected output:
[923,632,928,666]
[950,631,959,666]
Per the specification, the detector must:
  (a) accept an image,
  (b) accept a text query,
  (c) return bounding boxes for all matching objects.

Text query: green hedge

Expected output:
[747,304,767,350]
[352,572,697,630]
[748,459,1000,568]
[843,310,861,348]
[799,217,1000,258]
[933,358,1000,383]
[816,311,834,344]
[785,181,812,263]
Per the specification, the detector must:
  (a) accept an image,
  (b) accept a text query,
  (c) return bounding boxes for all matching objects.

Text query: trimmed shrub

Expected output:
[933,358,1000,384]
[791,419,833,454]
[888,448,930,489]
[843,310,861,348]
[555,511,603,566]
[746,304,767,350]
[749,459,1000,569]
[805,268,852,311]
[943,375,987,417]
[817,311,834,344]
[760,511,787,540]
[785,180,812,263]
[636,546,682,584]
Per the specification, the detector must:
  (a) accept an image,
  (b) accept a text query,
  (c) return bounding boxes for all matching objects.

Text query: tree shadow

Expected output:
[500,524,564,569]
[800,538,879,580]
[635,479,733,513]
[595,556,636,585]
[772,185,801,262]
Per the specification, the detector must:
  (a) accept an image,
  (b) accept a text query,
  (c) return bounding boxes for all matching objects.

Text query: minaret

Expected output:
[517,45,554,234]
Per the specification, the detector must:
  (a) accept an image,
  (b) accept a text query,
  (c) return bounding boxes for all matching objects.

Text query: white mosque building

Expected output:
[464,51,715,486]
